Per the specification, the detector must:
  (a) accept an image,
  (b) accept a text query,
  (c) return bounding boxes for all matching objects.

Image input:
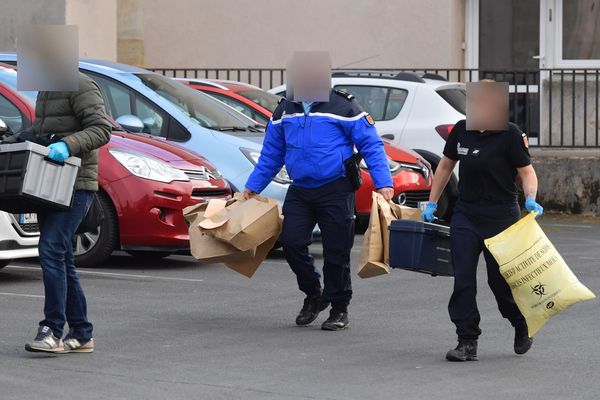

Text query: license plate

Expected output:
[20,213,38,225]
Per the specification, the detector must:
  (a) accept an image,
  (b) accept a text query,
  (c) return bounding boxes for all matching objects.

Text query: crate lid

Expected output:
[0,141,81,167]
[389,219,450,237]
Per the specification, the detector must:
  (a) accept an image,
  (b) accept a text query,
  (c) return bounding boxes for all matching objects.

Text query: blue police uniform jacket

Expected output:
[245,90,393,193]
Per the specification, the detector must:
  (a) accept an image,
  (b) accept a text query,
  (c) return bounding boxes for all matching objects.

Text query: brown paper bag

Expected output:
[378,197,402,265]
[198,193,281,252]
[398,205,422,222]
[224,232,280,278]
[184,202,256,263]
[183,196,283,278]
[358,192,401,278]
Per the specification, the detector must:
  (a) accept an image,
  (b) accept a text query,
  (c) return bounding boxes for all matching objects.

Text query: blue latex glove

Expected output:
[47,142,70,163]
[525,198,544,218]
[421,202,438,222]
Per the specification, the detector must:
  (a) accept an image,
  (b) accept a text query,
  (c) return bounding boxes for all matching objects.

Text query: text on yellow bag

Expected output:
[484,213,595,337]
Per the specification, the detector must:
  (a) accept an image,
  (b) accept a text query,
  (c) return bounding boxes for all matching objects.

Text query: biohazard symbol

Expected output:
[531,282,546,299]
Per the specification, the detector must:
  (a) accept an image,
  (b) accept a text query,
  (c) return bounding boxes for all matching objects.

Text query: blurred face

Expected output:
[466,81,509,131]
[17,25,79,92]
[286,51,331,102]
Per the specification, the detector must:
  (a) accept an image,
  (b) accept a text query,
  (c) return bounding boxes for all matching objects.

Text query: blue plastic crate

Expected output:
[389,220,453,277]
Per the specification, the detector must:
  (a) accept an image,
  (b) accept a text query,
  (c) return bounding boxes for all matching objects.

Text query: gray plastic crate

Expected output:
[0,141,81,213]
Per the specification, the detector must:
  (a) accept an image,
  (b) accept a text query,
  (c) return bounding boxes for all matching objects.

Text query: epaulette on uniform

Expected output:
[333,88,354,101]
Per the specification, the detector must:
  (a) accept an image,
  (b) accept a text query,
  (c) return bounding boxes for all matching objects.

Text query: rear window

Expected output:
[436,88,466,115]
[334,85,408,121]
[237,89,280,113]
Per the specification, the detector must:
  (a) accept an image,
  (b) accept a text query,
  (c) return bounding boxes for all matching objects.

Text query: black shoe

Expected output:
[446,339,478,362]
[514,323,533,355]
[321,309,349,331]
[296,294,329,326]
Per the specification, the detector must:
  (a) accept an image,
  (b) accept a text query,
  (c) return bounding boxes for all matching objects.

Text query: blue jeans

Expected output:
[37,190,94,342]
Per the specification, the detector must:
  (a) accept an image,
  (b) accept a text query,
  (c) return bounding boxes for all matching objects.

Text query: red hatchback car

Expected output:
[179,78,433,226]
[0,66,231,267]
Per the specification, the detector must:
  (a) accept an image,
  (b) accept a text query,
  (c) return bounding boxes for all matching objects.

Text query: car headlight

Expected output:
[240,147,292,185]
[109,149,190,183]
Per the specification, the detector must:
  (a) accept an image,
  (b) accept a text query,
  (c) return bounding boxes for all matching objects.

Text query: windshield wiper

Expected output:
[213,126,249,132]
[246,125,264,133]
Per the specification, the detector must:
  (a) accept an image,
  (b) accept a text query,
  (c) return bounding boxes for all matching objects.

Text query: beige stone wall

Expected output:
[65,0,117,59]
[117,0,144,66]
[0,0,117,60]
[133,0,465,69]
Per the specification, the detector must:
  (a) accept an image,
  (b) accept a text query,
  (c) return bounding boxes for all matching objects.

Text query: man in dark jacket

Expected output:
[25,73,111,354]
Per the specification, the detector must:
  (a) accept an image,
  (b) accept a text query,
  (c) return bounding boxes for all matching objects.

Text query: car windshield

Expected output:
[134,73,255,131]
[436,87,466,115]
[237,89,280,113]
[0,67,38,106]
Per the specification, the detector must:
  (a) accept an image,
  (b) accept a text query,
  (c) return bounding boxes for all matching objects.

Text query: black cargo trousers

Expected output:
[449,200,527,339]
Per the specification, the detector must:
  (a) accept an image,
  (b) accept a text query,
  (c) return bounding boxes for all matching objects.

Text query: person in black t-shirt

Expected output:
[421,116,543,362]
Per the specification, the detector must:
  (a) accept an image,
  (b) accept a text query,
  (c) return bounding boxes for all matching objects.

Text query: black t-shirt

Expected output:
[443,119,531,203]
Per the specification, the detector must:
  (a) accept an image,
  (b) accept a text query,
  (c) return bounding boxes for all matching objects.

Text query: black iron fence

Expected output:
[148,67,600,148]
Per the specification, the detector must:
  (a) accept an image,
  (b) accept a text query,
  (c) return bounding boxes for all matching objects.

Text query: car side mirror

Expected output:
[0,118,8,133]
[381,134,395,141]
[115,114,144,133]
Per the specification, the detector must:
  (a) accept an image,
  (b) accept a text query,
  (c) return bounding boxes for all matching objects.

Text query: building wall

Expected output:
[65,0,117,59]
[0,0,117,60]
[0,0,66,52]
[135,0,466,69]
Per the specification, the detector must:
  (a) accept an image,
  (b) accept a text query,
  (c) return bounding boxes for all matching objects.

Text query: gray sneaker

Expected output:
[25,326,64,353]
[63,337,94,353]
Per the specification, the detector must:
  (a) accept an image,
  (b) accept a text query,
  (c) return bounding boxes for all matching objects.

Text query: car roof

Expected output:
[211,80,263,91]
[80,58,149,74]
[175,78,230,90]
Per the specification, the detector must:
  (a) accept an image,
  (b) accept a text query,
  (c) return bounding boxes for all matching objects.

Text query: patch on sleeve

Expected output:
[365,113,375,126]
[522,132,529,148]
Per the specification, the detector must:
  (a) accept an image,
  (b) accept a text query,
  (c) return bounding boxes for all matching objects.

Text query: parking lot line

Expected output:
[541,223,594,229]
[0,292,44,299]
[5,265,205,283]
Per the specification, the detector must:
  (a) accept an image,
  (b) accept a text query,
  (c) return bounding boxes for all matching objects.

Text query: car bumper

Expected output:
[104,175,231,250]
[0,212,39,260]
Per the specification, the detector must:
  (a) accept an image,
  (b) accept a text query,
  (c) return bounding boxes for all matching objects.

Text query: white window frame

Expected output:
[552,0,600,68]
[464,0,479,70]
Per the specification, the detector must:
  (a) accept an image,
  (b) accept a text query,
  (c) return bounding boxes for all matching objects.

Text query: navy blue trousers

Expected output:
[281,178,356,309]
[449,200,526,340]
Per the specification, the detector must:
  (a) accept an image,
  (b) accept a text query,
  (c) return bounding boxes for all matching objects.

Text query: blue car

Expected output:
[0,53,290,204]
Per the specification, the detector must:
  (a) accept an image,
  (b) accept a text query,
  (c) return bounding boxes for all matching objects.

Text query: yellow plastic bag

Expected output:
[484,213,595,337]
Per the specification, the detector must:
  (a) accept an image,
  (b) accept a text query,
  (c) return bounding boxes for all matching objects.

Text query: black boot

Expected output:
[446,339,478,362]
[514,323,533,355]
[321,307,349,331]
[296,293,329,326]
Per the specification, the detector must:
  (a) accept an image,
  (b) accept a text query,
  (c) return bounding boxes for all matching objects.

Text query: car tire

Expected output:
[73,192,119,268]
[414,150,457,221]
[0,260,10,269]
[126,251,172,260]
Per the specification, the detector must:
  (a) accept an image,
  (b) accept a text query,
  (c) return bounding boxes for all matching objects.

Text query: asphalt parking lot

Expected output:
[0,215,598,400]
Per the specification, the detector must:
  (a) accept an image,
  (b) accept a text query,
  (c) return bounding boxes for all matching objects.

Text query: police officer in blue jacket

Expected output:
[244,89,393,331]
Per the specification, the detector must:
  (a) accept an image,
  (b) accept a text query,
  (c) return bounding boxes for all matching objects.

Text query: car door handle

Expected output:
[381,134,395,140]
